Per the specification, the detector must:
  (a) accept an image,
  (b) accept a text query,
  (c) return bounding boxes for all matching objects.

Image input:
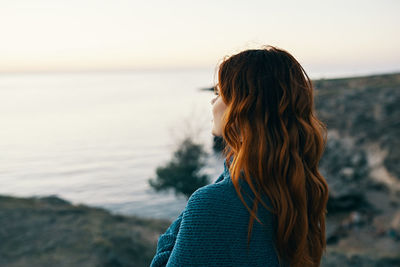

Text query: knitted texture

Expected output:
[150,159,281,267]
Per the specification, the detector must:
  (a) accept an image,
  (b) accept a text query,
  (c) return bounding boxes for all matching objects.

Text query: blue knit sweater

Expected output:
[150,160,281,267]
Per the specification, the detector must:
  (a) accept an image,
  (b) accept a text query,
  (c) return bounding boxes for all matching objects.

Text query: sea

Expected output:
[0,69,226,220]
[0,67,388,220]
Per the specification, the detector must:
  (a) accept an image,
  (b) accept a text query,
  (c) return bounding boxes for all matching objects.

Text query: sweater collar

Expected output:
[222,157,273,210]
[213,158,231,184]
[222,157,232,180]
[222,157,256,189]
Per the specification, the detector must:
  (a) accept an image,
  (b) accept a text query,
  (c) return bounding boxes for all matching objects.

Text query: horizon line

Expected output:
[0,67,399,81]
[0,65,216,75]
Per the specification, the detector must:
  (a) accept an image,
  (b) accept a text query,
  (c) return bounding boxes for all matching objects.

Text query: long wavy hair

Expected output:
[217,46,329,267]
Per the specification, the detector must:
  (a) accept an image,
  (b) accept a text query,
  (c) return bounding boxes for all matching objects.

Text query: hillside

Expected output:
[315,73,400,265]
[315,73,400,183]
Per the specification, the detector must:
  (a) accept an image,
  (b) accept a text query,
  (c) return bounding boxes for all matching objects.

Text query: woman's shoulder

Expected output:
[186,177,235,212]
[186,160,234,206]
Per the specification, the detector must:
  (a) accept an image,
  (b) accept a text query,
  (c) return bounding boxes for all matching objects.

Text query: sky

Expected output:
[1,0,399,77]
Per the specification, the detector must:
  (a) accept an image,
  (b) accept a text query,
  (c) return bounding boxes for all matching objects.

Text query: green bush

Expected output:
[148,138,210,199]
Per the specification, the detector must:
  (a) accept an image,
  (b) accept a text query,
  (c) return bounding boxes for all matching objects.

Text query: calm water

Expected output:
[0,70,225,220]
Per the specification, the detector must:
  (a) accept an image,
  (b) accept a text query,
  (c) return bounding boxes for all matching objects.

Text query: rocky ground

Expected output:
[0,195,170,267]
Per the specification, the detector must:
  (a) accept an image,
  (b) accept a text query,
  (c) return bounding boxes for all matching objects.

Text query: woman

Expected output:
[150,46,329,267]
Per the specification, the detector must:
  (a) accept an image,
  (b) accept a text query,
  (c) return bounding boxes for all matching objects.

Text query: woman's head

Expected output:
[214,46,329,267]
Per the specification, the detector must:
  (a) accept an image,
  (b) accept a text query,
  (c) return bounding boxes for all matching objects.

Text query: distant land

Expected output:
[1,72,400,266]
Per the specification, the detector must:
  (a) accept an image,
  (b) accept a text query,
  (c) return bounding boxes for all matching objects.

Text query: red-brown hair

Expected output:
[217,46,329,266]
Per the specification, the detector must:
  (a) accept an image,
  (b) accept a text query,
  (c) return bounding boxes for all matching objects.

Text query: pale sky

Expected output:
[1,0,399,76]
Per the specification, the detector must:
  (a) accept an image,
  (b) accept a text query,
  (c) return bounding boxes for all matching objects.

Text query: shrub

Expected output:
[148,138,210,199]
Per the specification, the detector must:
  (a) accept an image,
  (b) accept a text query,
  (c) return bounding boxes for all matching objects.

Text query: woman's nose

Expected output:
[211,97,216,105]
